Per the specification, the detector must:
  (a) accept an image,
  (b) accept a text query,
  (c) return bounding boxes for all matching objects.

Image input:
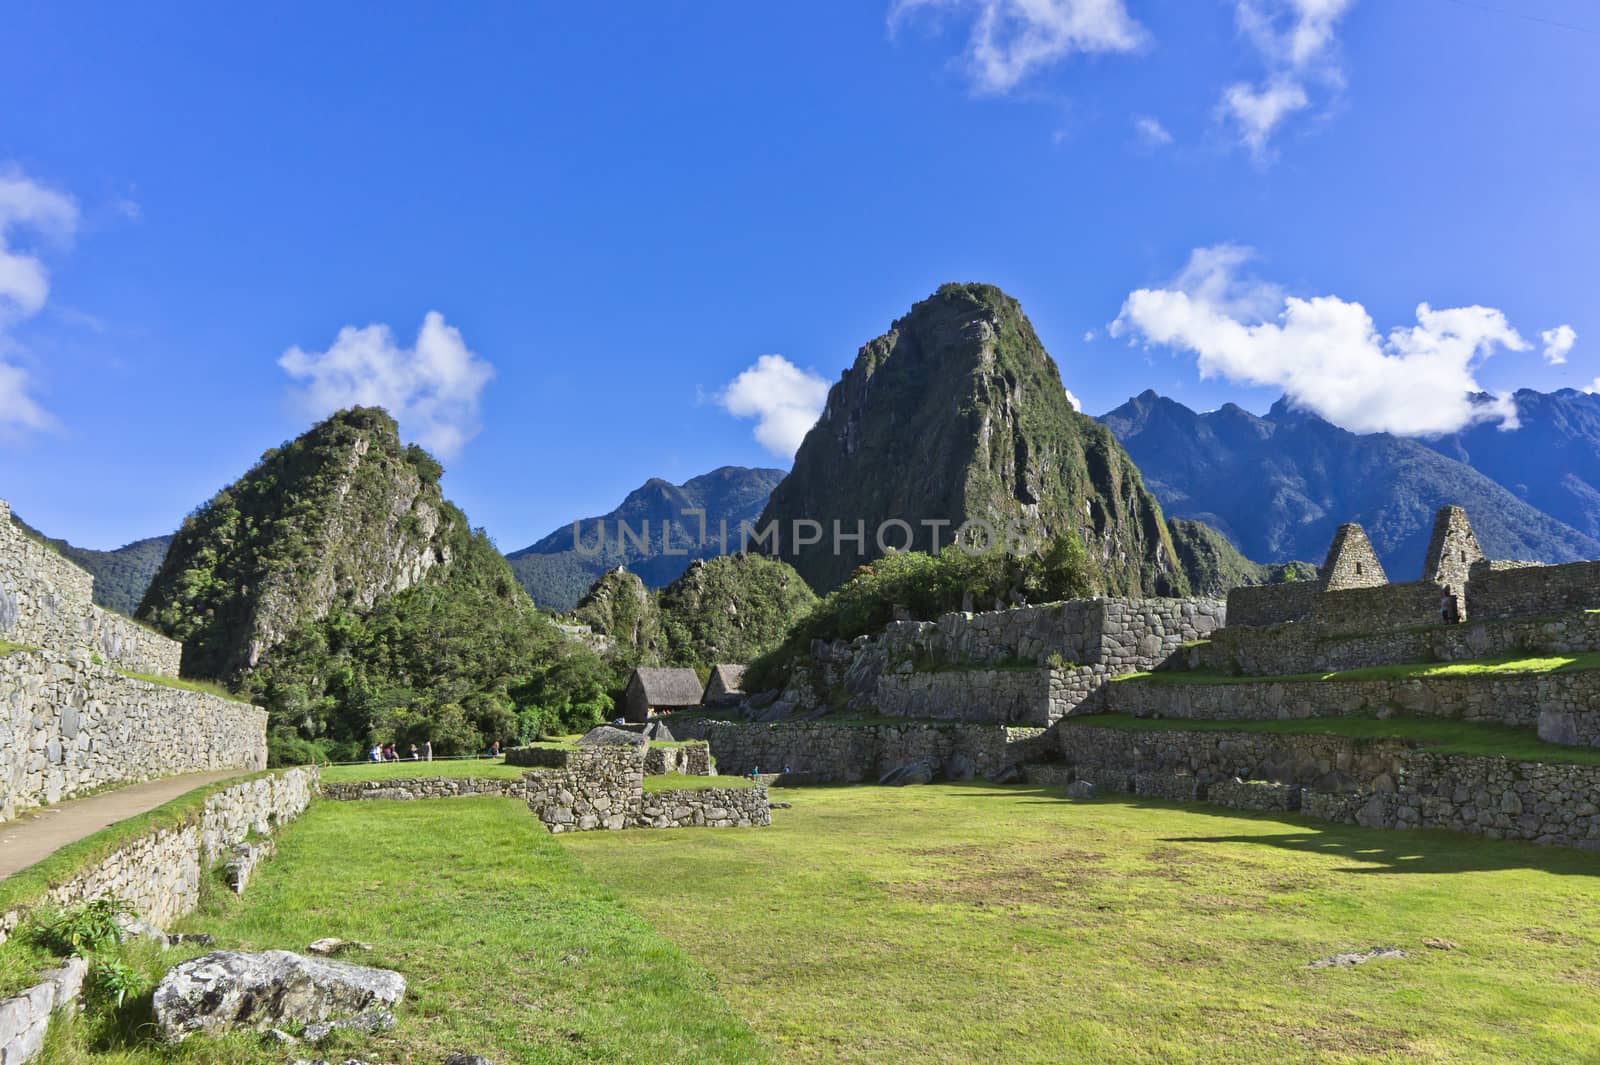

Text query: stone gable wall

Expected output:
[1105,669,1600,738]
[669,718,1050,783]
[0,500,181,677]
[1,648,268,822]
[1467,560,1600,621]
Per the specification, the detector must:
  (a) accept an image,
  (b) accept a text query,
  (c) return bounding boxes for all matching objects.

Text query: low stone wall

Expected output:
[1207,778,1300,811]
[0,648,269,822]
[1104,668,1600,737]
[643,743,713,776]
[635,786,770,829]
[0,768,317,946]
[669,718,1050,783]
[1468,560,1600,620]
[1225,582,1320,629]
[1196,609,1600,677]
[0,956,86,1065]
[321,777,529,802]
[0,500,182,677]
[1056,723,1600,848]
[1310,581,1443,634]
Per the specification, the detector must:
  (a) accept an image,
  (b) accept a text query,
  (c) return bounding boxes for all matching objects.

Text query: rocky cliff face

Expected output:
[138,407,466,681]
[760,283,1188,595]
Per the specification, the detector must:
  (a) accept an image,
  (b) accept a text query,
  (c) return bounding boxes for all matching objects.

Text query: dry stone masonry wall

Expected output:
[0,500,181,676]
[0,648,268,822]
[1467,560,1600,621]
[669,718,1050,783]
[0,767,316,946]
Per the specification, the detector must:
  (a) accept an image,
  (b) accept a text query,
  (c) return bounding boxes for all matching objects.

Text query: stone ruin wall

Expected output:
[1225,582,1321,629]
[0,500,181,677]
[1197,609,1600,677]
[1054,724,1600,849]
[669,718,1051,783]
[1467,560,1600,621]
[1,648,269,823]
[336,745,767,832]
[0,767,317,946]
[1105,669,1600,738]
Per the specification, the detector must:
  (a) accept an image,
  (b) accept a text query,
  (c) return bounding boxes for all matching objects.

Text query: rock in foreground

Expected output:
[152,950,405,1041]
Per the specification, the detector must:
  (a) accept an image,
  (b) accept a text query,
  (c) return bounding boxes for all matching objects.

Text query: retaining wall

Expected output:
[1056,724,1600,848]
[1195,609,1600,677]
[1310,581,1443,634]
[669,718,1051,783]
[1104,669,1600,737]
[635,786,770,828]
[1225,582,1320,629]
[1468,560,1600,620]
[0,648,269,822]
[0,500,181,677]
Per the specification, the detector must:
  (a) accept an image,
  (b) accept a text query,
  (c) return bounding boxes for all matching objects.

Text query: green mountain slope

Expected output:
[507,466,785,612]
[759,283,1190,596]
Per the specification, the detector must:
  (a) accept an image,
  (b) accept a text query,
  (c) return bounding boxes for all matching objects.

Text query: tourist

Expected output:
[424,739,433,762]
[409,743,419,760]
[1439,589,1460,625]
[368,744,381,763]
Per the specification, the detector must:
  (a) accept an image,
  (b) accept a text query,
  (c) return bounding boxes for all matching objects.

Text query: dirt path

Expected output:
[0,771,247,881]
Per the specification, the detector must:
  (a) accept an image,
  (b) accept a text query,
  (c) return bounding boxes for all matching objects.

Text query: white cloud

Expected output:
[0,168,78,436]
[1133,114,1173,146]
[279,311,495,459]
[1219,0,1353,158]
[1541,324,1577,365]
[1110,244,1534,437]
[1082,329,1097,342]
[889,0,1146,94]
[717,354,830,459]
[1063,386,1082,411]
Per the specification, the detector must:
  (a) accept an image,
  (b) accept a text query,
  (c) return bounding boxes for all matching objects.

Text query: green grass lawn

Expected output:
[1064,713,1600,767]
[564,784,1600,1065]
[45,798,767,1064]
[319,757,527,783]
[1132,650,1600,688]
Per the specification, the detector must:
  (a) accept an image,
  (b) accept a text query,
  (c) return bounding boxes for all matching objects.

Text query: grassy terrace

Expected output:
[1127,650,1600,687]
[115,669,254,704]
[1064,713,1600,767]
[32,785,1600,1062]
[319,758,528,783]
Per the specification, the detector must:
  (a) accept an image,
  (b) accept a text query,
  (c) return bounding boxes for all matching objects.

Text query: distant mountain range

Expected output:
[8,513,172,617]
[1101,389,1600,578]
[506,466,786,612]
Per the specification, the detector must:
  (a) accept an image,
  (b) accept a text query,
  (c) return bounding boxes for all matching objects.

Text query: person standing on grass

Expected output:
[369,744,381,763]
[409,743,419,760]
[424,739,433,762]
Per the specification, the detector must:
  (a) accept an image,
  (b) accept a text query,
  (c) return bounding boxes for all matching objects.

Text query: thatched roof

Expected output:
[706,664,747,697]
[629,667,705,707]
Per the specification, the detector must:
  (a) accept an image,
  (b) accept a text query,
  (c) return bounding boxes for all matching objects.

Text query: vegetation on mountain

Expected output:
[1102,390,1600,575]
[1165,518,1315,594]
[9,515,170,617]
[656,554,818,669]
[746,535,1095,691]
[136,407,614,763]
[759,283,1191,596]
[508,466,786,612]
[573,553,817,672]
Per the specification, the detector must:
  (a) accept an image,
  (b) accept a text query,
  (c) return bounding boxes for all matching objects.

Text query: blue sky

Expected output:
[1,1,1596,550]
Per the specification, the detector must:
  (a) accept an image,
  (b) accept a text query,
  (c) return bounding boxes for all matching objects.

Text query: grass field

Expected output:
[1126,650,1600,688]
[42,785,1600,1064]
[564,785,1600,1065]
[319,757,525,782]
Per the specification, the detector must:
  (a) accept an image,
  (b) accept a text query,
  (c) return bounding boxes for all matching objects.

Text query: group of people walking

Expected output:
[368,741,432,763]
